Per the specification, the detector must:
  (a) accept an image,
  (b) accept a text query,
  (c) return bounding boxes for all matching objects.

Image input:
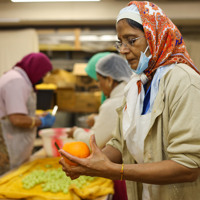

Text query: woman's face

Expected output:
[97,74,112,98]
[116,19,150,70]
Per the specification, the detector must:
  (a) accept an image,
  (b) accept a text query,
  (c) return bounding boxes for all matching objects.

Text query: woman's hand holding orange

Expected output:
[59,134,114,180]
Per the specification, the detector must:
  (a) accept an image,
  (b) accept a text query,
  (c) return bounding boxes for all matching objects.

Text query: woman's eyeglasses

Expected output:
[115,35,145,52]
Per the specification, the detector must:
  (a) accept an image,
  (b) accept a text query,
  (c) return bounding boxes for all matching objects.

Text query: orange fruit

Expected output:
[62,141,90,166]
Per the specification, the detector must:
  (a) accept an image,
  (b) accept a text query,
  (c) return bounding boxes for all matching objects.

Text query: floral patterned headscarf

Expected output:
[120,1,200,163]
[128,1,199,78]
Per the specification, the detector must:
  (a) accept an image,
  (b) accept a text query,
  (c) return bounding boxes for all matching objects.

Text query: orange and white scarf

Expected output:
[121,1,199,159]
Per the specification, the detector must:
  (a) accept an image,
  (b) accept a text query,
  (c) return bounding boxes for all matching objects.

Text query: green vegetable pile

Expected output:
[21,166,95,194]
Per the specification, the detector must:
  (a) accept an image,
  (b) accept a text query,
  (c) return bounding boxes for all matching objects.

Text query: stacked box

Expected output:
[56,88,101,113]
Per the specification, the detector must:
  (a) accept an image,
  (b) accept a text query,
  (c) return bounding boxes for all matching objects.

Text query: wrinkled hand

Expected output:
[39,113,55,128]
[66,126,77,138]
[59,134,112,180]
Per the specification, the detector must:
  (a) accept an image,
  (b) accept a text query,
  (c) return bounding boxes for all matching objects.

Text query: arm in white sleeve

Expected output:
[74,100,118,149]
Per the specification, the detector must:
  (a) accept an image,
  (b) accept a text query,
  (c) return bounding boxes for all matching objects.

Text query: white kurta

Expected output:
[74,82,127,148]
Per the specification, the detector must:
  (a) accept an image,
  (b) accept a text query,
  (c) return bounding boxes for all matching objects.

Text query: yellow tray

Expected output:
[0,157,114,200]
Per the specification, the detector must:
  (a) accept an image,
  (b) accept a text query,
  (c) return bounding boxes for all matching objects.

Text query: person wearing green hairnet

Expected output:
[66,52,132,148]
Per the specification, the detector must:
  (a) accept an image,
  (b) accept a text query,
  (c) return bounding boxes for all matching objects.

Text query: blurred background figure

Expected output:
[0,52,56,175]
[66,53,132,148]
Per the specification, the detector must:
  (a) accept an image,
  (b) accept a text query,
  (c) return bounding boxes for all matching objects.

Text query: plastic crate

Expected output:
[36,89,55,110]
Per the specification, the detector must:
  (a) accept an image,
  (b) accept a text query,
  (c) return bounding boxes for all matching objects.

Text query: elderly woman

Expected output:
[0,52,55,175]
[59,1,200,200]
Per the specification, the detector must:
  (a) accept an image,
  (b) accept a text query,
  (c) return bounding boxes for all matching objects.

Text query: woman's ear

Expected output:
[107,76,113,88]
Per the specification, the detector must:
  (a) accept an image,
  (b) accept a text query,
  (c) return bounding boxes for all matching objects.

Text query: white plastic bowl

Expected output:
[39,127,75,157]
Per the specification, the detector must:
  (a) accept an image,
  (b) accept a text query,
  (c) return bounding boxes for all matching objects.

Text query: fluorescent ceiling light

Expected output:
[11,0,100,2]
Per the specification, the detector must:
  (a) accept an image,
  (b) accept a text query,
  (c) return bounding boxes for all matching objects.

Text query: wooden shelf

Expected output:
[39,44,117,51]
[39,44,81,51]
[37,28,117,51]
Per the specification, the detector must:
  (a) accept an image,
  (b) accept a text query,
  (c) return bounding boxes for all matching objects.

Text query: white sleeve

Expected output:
[4,78,30,115]
[74,100,118,149]
[92,102,117,148]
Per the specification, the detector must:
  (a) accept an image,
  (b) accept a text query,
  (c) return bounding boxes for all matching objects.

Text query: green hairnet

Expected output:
[85,52,111,81]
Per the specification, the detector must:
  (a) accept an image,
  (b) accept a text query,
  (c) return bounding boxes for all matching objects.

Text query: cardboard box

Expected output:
[43,69,76,89]
[56,88,101,113]
[73,63,87,76]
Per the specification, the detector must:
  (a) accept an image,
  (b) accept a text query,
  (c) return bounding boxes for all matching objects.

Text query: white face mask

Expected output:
[132,46,151,74]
